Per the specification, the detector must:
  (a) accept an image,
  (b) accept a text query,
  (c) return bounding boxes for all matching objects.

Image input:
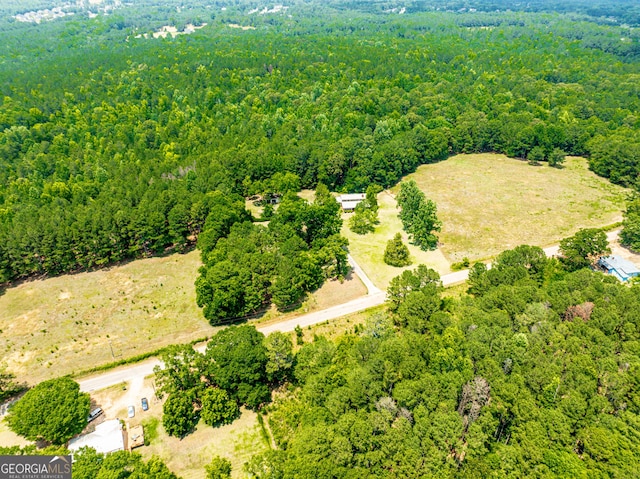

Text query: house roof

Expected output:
[341,200,362,210]
[599,256,640,276]
[69,419,124,455]
[337,193,366,203]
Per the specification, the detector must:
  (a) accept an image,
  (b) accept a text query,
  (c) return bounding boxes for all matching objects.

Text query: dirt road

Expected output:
[79,230,621,394]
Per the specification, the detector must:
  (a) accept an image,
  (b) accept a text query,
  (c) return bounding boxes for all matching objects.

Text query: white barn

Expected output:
[336,193,366,212]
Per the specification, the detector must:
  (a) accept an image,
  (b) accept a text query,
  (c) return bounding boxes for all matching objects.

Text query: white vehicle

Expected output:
[87,407,103,422]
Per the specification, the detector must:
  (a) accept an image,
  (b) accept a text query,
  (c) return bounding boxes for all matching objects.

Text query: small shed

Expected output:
[598,255,640,282]
[336,193,366,212]
[128,424,145,450]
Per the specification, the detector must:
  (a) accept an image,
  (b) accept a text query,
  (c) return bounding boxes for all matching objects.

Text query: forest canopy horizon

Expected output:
[0,0,639,286]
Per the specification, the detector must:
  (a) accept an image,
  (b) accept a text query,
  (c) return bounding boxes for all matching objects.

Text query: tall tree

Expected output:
[559,228,610,271]
[265,332,295,383]
[153,345,203,396]
[200,388,239,428]
[384,233,412,267]
[6,377,90,445]
[204,326,270,410]
[397,180,441,250]
[162,389,199,438]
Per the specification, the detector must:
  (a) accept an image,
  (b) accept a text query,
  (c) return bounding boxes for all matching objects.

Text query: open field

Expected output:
[0,251,212,385]
[140,407,268,479]
[1,244,366,385]
[396,154,629,262]
[341,191,452,290]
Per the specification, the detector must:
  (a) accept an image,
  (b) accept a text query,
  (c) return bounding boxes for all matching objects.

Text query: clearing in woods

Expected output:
[343,153,628,289]
[395,153,628,262]
[341,192,451,290]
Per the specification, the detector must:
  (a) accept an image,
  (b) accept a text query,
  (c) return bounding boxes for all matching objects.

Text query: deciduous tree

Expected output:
[559,228,610,271]
[162,389,199,438]
[6,377,89,445]
[200,388,239,428]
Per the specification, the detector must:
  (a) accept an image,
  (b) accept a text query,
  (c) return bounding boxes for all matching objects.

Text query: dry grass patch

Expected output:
[2,232,367,385]
[254,271,367,328]
[396,154,628,262]
[341,191,451,290]
[0,418,32,448]
[139,407,268,479]
[0,250,215,385]
[296,304,384,346]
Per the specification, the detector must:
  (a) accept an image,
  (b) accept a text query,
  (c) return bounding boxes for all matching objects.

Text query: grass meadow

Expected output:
[341,191,452,290]
[138,406,269,479]
[396,154,628,262]
[0,248,366,385]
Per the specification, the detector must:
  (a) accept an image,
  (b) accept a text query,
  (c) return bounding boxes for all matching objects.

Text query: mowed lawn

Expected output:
[342,191,452,290]
[396,154,629,262]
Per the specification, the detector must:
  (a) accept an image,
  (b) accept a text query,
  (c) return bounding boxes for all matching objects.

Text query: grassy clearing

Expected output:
[395,154,628,262]
[139,407,268,479]
[1,226,366,384]
[341,191,451,290]
[0,250,214,385]
[296,304,385,346]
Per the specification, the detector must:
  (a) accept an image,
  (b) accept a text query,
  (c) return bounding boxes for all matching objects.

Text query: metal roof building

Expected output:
[598,255,640,282]
[69,419,125,455]
[336,193,366,212]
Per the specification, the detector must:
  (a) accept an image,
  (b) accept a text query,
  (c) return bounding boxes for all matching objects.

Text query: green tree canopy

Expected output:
[265,331,295,384]
[73,448,179,479]
[387,264,441,312]
[204,325,270,410]
[559,228,610,271]
[397,180,441,250]
[384,233,412,267]
[621,196,640,252]
[6,377,90,445]
[153,344,203,396]
[162,389,199,438]
[205,456,232,479]
[200,388,239,428]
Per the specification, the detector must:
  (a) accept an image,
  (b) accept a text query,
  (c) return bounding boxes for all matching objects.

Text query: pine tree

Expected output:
[384,233,412,267]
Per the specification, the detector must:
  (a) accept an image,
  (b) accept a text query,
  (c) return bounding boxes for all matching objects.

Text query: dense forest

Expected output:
[1,0,640,286]
[3,2,640,476]
[247,250,640,478]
